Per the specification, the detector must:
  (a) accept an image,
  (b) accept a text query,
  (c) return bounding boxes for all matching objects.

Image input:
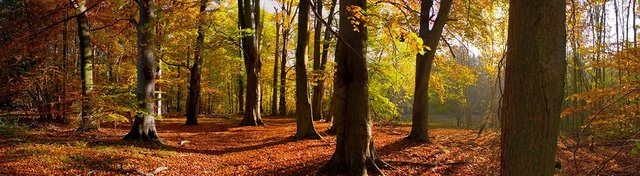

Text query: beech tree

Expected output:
[500,0,566,174]
[407,0,452,143]
[278,0,296,116]
[271,7,281,116]
[73,0,96,132]
[185,0,209,126]
[310,0,323,121]
[321,0,338,127]
[123,0,161,142]
[293,0,322,140]
[238,0,265,126]
[320,0,389,174]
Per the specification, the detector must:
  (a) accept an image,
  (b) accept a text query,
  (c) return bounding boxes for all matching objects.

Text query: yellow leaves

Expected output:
[396,31,431,55]
[346,5,366,32]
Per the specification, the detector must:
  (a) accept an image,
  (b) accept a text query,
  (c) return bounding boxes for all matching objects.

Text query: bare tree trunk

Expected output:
[320,0,389,174]
[500,0,566,174]
[186,0,209,125]
[74,0,96,132]
[123,0,161,143]
[279,30,288,115]
[407,0,452,143]
[293,0,322,140]
[319,0,337,123]
[310,0,323,121]
[176,67,182,112]
[238,73,244,113]
[60,13,69,124]
[238,0,264,126]
[271,16,281,116]
[155,21,163,120]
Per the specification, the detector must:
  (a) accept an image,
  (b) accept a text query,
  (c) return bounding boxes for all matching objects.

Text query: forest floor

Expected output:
[0,115,638,175]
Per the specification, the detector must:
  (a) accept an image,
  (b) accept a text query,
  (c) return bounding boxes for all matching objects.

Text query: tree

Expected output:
[123,0,161,142]
[320,0,389,174]
[73,0,96,132]
[293,0,322,140]
[185,0,209,125]
[278,0,296,116]
[310,0,323,121]
[500,0,566,174]
[271,8,281,116]
[407,0,453,143]
[238,0,265,126]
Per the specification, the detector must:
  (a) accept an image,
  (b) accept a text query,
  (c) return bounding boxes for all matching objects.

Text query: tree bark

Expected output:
[500,0,566,175]
[61,13,69,124]
[186,0,208,125]
[74,0,96,132]
[317,0,337,124]
[320,0,388,174]
[293,0,322,140]
[271,16,281,116]
[176,67,182,112]
[279,29,289,116]
[238,0,264,126]
[123,0,161,143]
[310,0,323,121]
[407,0,452,143]
[238,73,245,113]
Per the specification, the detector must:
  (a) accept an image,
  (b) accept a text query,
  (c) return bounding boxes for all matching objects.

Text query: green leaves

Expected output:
[632,141,640,156]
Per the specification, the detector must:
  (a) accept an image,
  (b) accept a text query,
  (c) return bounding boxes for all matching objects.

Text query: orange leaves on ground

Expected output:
[1,116,638,175]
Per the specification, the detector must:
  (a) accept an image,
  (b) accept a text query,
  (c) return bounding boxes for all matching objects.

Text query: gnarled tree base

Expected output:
[123,115,162,144]
[319,144,392,175]
[123,130,162,143]
[240,117,265,126]
[185,118,199,126]
[405,132,432,144]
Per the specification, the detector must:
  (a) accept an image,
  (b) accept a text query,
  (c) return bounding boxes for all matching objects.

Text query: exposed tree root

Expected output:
[319,148,392,175]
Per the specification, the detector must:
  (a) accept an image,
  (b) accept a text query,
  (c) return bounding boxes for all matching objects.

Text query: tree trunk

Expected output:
[500,0,566,174]
[311,0,323,121]
[61,14,69,124]
[407,0,452,143]
[123,0,161,143]
[186,0,208,126]
[320,0,389,174]
[271,18,281,116]
[279,30,288,115]
[238,73,245,113]
[319,0,337,123]
[74,0,96,132]
[293,0,322,140]
[157,61,162,118]
[177,67,182,112]
[155,24,163,120]
[238,0,264,126]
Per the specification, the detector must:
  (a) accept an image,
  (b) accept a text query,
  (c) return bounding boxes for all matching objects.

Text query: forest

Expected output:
[0,0,639,175]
